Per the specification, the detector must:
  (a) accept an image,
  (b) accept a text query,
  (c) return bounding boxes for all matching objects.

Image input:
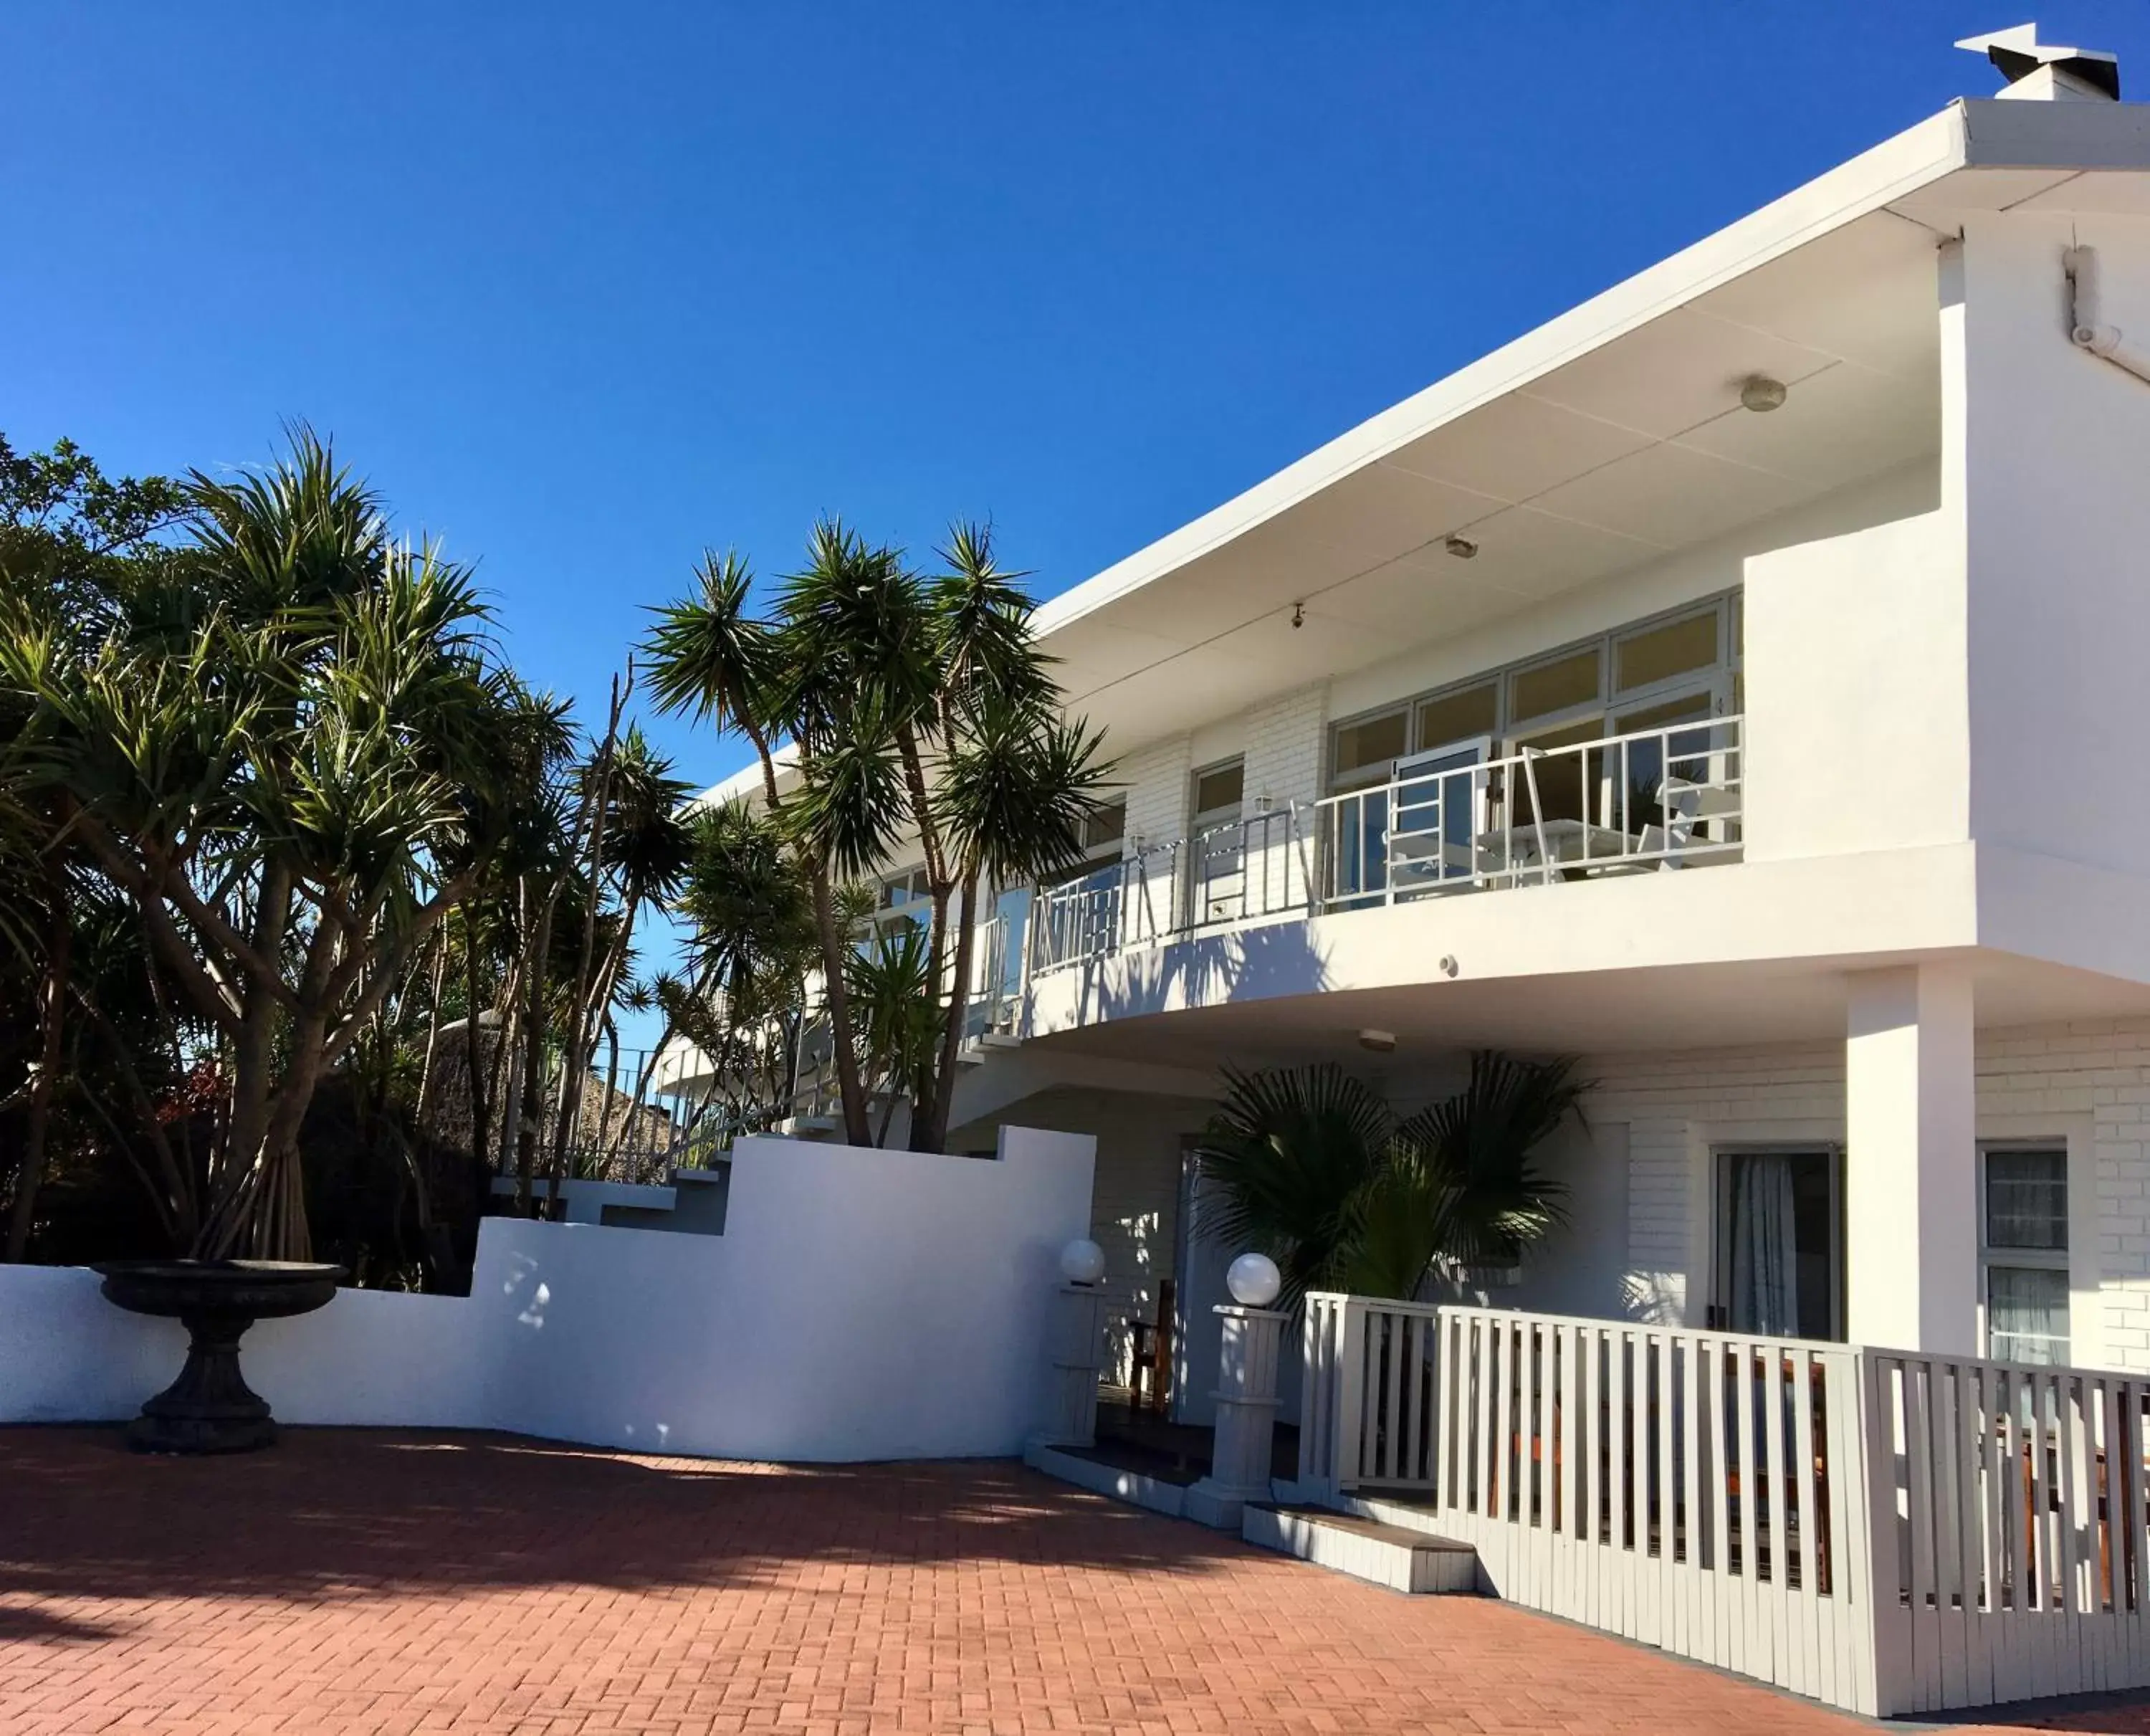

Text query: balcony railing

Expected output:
[1025,715,1742,976]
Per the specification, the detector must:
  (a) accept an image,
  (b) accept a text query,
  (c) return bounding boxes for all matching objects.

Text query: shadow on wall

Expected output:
[1060,917,1334,1029]
[0,1429,1259,1624]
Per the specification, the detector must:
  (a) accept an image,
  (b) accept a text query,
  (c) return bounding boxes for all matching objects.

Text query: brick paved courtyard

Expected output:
[3,1428,2147,1735]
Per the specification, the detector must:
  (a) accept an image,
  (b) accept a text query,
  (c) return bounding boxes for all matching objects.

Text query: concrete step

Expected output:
[1242,1503,1479,1595]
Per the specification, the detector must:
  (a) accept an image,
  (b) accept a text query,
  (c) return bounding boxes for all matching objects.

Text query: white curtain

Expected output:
[1730,1155,1799,1337]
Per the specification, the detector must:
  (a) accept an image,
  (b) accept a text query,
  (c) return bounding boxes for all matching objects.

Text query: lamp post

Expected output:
[1185,1252,1287,1529]
[1033,1238,1107,1449]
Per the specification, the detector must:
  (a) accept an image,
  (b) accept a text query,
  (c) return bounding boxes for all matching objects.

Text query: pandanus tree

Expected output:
[0,435,186,1259]
[1195,1052,1586,1303]
[0,429,532,1259]
[644,521,1113,1152]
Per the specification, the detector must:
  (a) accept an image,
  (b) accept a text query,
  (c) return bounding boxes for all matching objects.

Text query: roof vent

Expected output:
[1956,23,2119,102]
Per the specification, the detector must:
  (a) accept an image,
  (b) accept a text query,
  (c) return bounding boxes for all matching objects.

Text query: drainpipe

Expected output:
[2065,246,2150,384]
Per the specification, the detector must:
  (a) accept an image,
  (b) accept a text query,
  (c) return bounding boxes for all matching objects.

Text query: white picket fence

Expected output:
[1298,1297,2150,1717]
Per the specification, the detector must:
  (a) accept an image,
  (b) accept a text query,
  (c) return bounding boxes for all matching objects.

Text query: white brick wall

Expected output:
[1588,1019,2150,1369]
[1241,683,1327,815]
[1116,735,1193,855]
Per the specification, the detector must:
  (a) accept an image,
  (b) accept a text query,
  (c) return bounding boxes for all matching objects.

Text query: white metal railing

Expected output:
[1317,715,1742,907]
[1295,1295,2150,1717]
[1021,717,1742,978]
[1026,806,1310,976]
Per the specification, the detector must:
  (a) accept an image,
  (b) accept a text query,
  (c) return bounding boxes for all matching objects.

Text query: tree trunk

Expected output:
[918,869,981,1155]
[4,879,72,1262]
[463,911,497,1238]
[809,857,874,1146]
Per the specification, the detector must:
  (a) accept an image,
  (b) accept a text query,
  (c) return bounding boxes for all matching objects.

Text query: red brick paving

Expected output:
[0,1428,2144,1735]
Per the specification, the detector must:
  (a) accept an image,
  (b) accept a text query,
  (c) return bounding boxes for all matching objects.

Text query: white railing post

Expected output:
[1336,1297,1369,1492]
[1186,1302,1290,1528]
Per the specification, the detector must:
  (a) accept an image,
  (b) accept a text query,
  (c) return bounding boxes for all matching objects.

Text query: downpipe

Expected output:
[2065,245,2150,384]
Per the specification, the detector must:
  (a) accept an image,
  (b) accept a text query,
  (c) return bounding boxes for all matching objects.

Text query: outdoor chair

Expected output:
[1127,1277,1174,1416]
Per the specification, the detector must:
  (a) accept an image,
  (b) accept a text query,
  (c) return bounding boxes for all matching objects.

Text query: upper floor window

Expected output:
[1081,798,1127,855]
[1326,593,1738,791]
[1191,758,1245,824]
[1982,1144,2070,1365]
[1332,711,1407,790]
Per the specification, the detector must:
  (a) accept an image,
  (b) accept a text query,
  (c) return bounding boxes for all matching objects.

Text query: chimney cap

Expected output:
[1956,22,2120,100]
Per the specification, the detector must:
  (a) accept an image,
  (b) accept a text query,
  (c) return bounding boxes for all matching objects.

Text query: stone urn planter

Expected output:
[94,1260,343,1454]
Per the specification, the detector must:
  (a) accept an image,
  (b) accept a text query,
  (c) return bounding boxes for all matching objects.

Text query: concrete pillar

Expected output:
[1185,1304,1286,1528]
[1032,1283,1107,1449]
[1845,963,1977,1353]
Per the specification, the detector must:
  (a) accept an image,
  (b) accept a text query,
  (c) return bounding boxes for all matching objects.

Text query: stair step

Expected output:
[1242,1503,1479,1595]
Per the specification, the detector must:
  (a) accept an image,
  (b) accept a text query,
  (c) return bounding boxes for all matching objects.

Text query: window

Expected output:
[1509,647,1601,726]
[1081,798,1127,854]
[1191,758,1245,821]
[1324,592,1738,796]
[1413,682,1497,755]
[877,867,930,910]
[1982,1145,2070,1365]
[1615,611,1719,694]
[1329,711,1406,788]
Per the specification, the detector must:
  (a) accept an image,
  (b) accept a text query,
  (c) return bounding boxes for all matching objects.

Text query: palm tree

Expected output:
[1195,1052,1585,1303]
[645,520,1113,1152]
[0,428,530,1259]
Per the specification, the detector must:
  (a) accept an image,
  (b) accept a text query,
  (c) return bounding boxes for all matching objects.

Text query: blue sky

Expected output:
[8,4,2146,794]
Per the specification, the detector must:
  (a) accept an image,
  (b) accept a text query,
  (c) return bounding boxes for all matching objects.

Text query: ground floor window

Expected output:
[1711,1147,1840,1341]
[1981,1143,2070,1365]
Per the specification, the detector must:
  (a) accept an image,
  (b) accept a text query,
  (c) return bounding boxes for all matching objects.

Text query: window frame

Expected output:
[1979,1140,2073,1366]
[1324,591,1741,794]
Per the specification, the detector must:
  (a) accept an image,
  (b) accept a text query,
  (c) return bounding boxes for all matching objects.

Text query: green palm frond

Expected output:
[1194,1062,1393,1304]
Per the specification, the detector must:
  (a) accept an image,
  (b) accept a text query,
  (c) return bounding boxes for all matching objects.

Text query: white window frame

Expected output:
[1324,591,1740,795]
[1978,1139,2074,1366]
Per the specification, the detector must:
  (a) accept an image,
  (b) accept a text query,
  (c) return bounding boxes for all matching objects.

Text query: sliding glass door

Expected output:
[1711,1148,1842,1341]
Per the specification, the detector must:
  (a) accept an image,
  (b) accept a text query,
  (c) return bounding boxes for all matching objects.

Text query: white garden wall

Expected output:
[0,1125,1096,1461]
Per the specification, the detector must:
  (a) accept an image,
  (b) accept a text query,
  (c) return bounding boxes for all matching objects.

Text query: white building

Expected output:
[682,29,2150,1389]
[674,34,2150,1712]
[811,32,2141,1400]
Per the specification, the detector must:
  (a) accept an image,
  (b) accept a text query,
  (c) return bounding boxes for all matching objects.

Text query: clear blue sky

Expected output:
[7,4,2144,785]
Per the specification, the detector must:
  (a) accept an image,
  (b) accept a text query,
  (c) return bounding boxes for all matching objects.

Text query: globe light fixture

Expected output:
[1739,374,1787,412]
[1226,1251,1283,1308]
[1059,1238,1106,1285]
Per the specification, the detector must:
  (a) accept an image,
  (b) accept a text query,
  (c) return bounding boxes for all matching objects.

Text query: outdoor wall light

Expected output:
[1226,1251,1284,1309]
[1444,534,1479,559]
[1739,374,1788,412]
[1357,1028,1397,1054]
[1059,1238,1105,1285]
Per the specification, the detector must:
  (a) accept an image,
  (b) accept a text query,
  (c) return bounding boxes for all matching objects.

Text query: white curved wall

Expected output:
[0,1125,1096,1463]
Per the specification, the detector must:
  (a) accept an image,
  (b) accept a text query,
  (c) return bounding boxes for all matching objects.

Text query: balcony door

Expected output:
[1188,758,1246,925]
[1711,1147,1843,1341]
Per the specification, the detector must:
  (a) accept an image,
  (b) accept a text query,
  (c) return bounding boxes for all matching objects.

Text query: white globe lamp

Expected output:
[1226,1251,1283,1308]
[1059,1238,1105,1286]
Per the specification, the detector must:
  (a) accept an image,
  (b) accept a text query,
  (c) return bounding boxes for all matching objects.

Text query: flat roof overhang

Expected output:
[1029,98,2150,754]
[696,97,2150,809]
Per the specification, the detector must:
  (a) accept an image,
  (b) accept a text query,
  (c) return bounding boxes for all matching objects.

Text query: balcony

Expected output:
[1025,715,1743,978]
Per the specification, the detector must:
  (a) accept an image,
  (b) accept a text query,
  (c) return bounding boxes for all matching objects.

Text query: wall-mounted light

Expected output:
[1739,374,1787,412]
[1357,1029,1397,1054]
[1444,534,1479,560]
[1290,600,1305,629]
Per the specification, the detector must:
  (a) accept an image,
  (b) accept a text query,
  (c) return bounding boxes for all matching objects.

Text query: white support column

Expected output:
[1844,963,1977,1353]
[1185,1303,1287,1528]
[1032,1282,1107,1449]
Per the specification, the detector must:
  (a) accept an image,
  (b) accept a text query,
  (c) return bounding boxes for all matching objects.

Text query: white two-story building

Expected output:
[864,32,2150,1416]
